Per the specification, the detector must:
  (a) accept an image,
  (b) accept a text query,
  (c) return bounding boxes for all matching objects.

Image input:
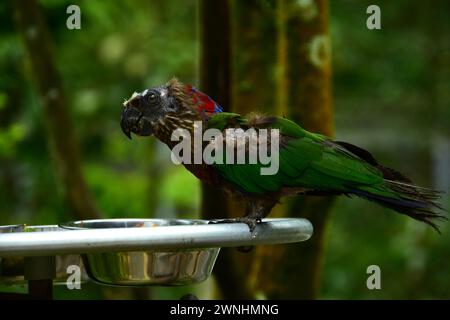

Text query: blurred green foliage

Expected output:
[0,0,448,299]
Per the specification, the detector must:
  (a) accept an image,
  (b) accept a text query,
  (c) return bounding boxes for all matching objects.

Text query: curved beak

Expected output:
[121,91,156,139]
[120,107,142,140]
[120,106,154,139]
[120,111,132,140]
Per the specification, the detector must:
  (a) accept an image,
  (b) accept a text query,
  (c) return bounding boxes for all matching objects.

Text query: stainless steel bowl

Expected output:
[0,225,88,285]
[59,219,221,286]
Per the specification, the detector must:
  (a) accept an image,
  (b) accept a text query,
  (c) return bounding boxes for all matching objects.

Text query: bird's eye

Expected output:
[147,92,159,104]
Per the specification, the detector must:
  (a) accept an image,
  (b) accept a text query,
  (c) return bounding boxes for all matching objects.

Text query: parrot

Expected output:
[120,78,446,232]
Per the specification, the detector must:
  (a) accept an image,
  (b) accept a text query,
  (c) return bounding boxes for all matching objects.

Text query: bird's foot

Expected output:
[208,217,262,233]
[208,218,261,253]
[180,293,199,300]
[236,245,254,253]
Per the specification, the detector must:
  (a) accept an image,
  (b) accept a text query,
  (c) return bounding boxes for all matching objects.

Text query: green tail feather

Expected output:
[353,180,446,233]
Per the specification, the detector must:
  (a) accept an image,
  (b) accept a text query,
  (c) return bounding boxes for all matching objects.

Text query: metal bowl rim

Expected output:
[24,225,64,232]
[0,224,26,233]
[0,225,65,233]
[59,218,211,230]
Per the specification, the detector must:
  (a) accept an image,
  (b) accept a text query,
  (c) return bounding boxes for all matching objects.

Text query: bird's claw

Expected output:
[236,245,254,253]
[208,217,261,233]
[208,218,261,253]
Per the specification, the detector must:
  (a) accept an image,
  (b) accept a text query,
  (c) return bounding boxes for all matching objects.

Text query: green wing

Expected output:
[205,113,384,195]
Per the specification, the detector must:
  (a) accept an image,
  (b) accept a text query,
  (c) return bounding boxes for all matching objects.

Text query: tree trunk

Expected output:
[199,0,253,299]
[228,0,286,298]
[232,0,278,114]
[13,0,101,220]
[253,0,335,299]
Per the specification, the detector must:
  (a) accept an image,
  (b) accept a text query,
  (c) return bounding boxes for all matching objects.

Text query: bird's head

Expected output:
[121,78,222,139]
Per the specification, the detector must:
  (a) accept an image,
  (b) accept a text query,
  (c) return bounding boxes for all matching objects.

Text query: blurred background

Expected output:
[0,0,448,299]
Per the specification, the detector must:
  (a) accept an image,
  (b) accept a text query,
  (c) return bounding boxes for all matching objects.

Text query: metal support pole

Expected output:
[25,256,56,299]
